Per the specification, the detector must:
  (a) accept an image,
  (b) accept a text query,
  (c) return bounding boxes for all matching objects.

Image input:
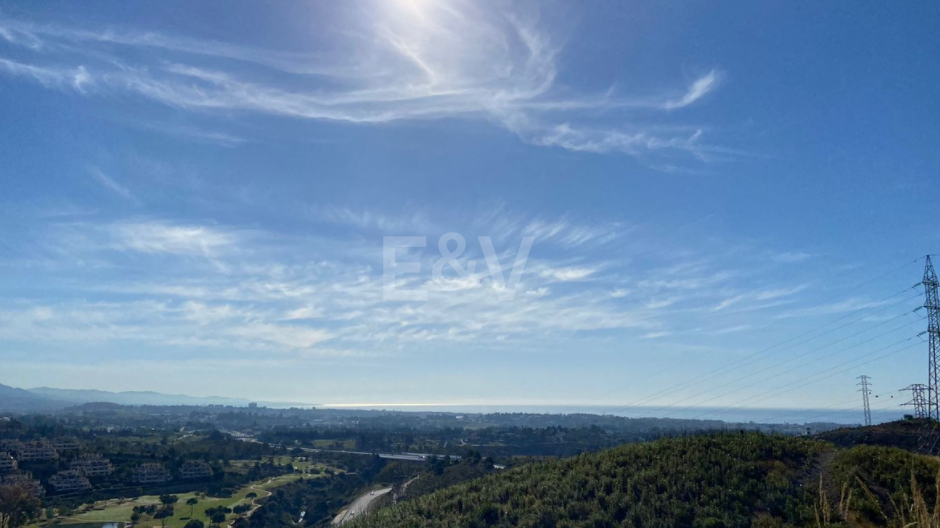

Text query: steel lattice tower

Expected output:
[903,383,929,419]
[857,375,872,426]
[924,256,940,420]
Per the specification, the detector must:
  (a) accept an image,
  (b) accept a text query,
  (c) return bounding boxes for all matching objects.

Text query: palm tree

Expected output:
[187,498,199,517]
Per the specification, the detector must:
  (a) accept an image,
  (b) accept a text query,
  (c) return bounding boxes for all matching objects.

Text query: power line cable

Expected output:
[604,288,922,415]
[773,389,903,424]
[579,257,923,410]
[693,338,922,420]
[644,315,923,417]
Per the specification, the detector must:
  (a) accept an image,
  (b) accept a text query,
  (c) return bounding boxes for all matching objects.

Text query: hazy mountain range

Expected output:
[0,381,307,412]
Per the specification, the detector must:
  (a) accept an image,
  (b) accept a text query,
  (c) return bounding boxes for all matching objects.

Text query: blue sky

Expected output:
[0,1,938,414]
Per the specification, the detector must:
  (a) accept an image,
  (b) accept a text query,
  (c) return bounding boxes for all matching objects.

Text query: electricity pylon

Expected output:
[903,383,929,419]
[857,375,872,426]
[924,256,940,420]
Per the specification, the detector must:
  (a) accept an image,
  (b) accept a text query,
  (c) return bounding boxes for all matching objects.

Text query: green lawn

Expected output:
[310,439,356,450]
[227,458,327,475]
[29,455,340,528]
[53,474,306,528]
[66,498,158,523]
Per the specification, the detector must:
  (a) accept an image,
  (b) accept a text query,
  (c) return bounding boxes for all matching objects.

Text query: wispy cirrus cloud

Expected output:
[0,300,335,353]
[312,205,435,234]
[0,2,728,166]
[43,219,242,260]
[0,56,89,90]
[770,250,813,263]
[0,205,903,377]
[541,266,598,282]
[89,167,136,202]
[472,205,627,250]
[106,221,238,257]
[132,122,247,148]
[663,70,723,110]
[711,285,807,312]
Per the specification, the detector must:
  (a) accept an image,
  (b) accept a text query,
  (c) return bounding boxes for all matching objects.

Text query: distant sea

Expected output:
[318,404,905,426]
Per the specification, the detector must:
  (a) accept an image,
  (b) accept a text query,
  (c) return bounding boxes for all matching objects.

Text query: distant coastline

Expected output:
[317,403,904,425]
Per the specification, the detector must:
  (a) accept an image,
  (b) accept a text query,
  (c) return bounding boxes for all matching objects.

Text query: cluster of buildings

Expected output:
[0,438,81,462]
[0,452,16,472]
[41,454,116,492]
[70,454,114,477]
[130,460,212,484]
[0,447,43,496]
[1,440,59,462]
[48,470,91,493]
[0,438,101,495]
[179,460,213,480]
[0,436,215,495]
[133,462,173,484]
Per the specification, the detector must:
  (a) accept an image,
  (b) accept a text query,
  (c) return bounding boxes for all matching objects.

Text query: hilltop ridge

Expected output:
[817,417,937,454]
[341,428,940,528]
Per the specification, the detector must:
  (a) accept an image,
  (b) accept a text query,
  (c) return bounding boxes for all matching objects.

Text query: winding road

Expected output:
[332,488,391,525]
[225,478,274,528]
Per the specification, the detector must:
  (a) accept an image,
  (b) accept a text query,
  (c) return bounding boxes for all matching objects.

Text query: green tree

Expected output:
[154,507,174,528]
[187,497,199,517]
[160,495,180,507]
[184,519,205,528]
[210,512,227,527]
[0,484,41,528]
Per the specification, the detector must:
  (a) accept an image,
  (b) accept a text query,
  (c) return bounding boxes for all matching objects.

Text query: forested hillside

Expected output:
[817,418,932,454]
[350,433,824,528]
[346,431,940,528]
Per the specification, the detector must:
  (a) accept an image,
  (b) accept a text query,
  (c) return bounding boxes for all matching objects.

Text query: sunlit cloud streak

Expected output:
[0,1,726,164]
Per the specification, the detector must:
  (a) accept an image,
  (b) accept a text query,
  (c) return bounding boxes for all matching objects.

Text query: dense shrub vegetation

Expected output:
[825,444,940,527]
[348,433,828,528]
[397,452,498,501]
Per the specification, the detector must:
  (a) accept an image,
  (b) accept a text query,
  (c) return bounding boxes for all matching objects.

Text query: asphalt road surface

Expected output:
[332,487,392,525]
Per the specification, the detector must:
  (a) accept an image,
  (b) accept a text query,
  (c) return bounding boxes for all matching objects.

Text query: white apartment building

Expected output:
[0,440,22,453]
[0,452,16,472]
[53,438,81,452]
[133,463,172,484]
[70,455,113,477]
[179,460,213,480]
[15,441,59,462]
[49,470,92,493]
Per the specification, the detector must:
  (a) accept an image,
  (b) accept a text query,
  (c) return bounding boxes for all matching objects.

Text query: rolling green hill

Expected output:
[817,417,935,454]
[347,431,940,528]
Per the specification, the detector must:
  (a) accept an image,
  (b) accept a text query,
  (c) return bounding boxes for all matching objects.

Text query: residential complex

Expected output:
[0,452,16,472]
[0,440,21,453]
[179,460,213,480]
[133,463,172,484]
[49,470,92,493]
[14,441,59,462]
[53,438,82,452]
[70,455,114,477]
